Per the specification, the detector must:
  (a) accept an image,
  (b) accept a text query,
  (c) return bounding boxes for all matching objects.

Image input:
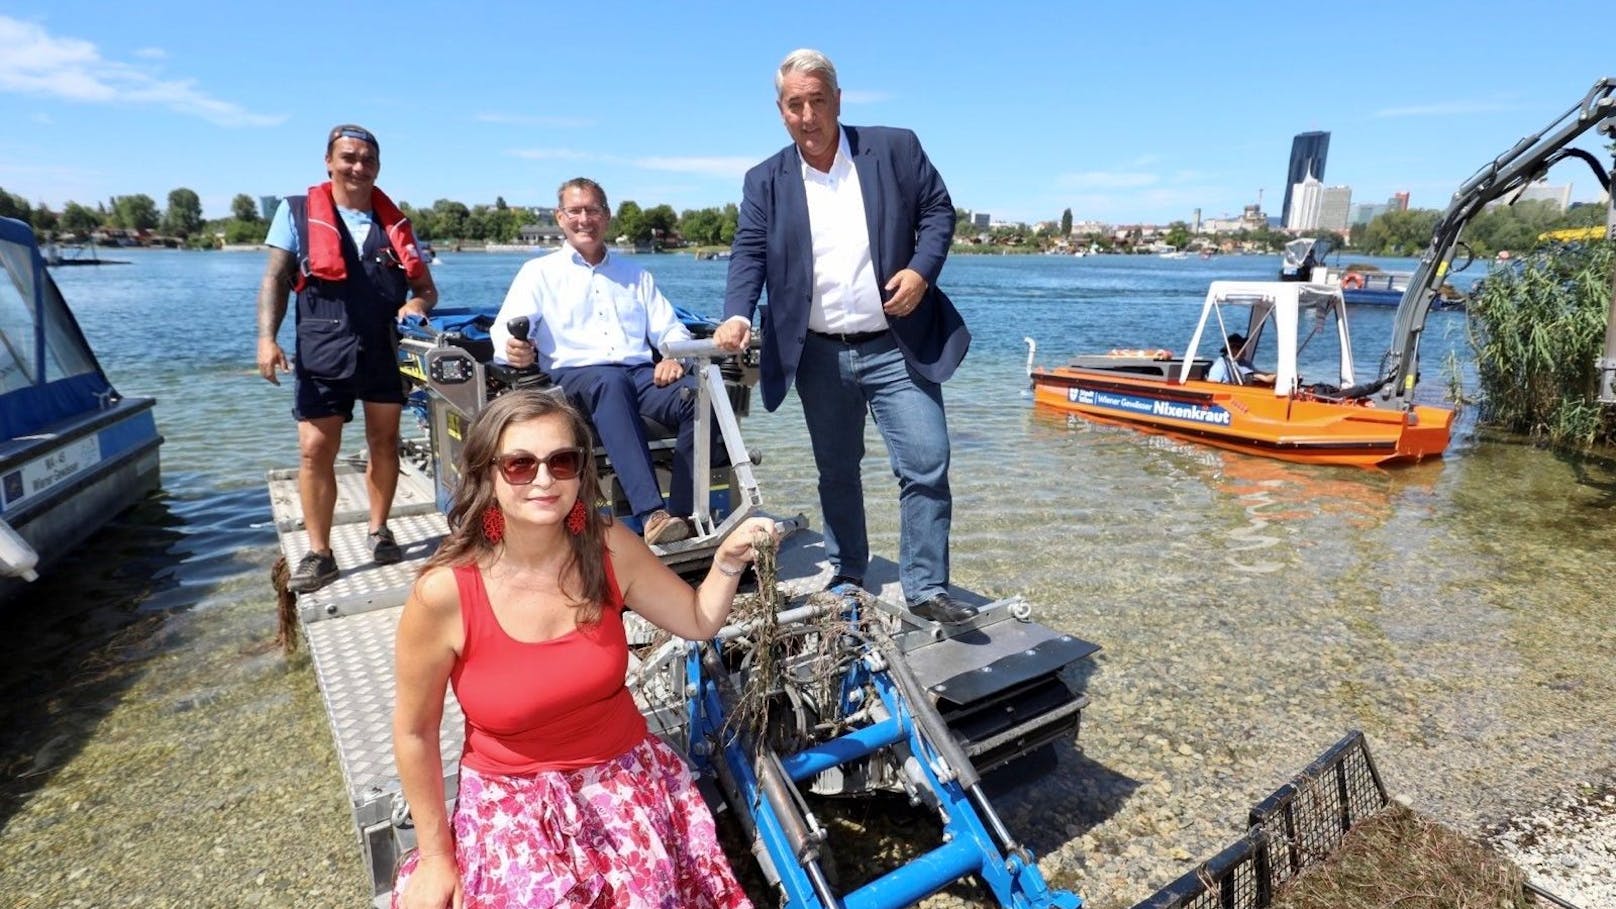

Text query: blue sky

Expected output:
[1,1,1612,225]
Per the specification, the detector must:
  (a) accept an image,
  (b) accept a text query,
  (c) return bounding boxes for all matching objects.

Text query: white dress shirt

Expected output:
[491,244,692,370]
[801,128,888,335]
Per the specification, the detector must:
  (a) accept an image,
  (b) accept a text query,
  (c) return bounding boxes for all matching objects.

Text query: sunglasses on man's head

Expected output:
[491,448,585,484]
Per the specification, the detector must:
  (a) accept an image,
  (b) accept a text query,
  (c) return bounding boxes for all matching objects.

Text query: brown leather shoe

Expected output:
[642,510,692,545]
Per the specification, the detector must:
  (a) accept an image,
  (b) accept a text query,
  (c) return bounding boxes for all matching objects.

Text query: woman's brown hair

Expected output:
[422,389,612,623]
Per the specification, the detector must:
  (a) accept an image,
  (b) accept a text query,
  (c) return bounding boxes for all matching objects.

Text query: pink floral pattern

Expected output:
[393,736,752,909]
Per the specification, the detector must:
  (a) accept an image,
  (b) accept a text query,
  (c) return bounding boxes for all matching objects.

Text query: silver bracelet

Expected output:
[714,559,745,578]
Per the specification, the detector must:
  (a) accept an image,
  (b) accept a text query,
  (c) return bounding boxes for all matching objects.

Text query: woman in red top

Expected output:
[392,390,773,909]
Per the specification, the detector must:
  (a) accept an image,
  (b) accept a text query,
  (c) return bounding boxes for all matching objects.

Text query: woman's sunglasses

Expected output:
[491,448,585,485]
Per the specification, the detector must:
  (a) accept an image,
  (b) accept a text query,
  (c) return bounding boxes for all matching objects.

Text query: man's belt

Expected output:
[808,329,889,345]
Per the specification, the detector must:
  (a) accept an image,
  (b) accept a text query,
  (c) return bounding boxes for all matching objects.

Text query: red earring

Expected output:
[481,506,505,543]
[566,500,588,535]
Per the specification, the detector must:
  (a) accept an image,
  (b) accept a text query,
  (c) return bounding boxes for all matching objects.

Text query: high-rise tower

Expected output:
[1281,132,1330,229]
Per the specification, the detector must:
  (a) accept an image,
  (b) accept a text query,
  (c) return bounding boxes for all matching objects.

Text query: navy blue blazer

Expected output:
[723,125,971,412]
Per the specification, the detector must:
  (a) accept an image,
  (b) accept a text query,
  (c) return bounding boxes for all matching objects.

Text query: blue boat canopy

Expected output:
[0,216,120,440]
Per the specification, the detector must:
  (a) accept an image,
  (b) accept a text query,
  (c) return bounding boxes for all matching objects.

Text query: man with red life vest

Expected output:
[256,124,439,593]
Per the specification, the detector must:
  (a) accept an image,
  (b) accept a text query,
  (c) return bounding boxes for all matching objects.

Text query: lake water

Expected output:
[2,248,1612,908]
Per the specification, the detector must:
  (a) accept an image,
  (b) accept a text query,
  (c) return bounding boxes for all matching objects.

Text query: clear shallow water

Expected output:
[0,247,1565,696]
[2,248,1612,908]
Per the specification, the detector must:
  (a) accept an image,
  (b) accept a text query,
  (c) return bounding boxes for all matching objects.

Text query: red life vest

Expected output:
[295,181,426,292]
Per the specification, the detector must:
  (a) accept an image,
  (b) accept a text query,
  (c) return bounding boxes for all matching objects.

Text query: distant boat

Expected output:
[1281,237,1462,310]
[0,217,162,599]
[694,249,732,261]
[43,241,128,267]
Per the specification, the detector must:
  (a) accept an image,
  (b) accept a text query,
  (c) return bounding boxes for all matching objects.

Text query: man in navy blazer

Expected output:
[714,48,972,624]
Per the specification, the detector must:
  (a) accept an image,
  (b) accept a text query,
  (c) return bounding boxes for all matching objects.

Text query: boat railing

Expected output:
[1066,354,1214,382]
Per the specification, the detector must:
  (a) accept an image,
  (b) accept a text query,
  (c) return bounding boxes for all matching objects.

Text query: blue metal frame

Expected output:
[682,627,1081,909]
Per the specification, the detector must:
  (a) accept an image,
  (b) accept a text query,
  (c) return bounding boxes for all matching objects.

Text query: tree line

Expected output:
[1347,199,1605,257]
[7,182,1595,257]
[992,199,1605,257]
[0,185,742,249]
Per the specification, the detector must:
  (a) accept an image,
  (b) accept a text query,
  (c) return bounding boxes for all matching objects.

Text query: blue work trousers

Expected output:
[553,363,696,521]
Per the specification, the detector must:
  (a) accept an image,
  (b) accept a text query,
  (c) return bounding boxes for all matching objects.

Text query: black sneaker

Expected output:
[367,526,403,565]
[288,550,339,593]
[822,575,864,598]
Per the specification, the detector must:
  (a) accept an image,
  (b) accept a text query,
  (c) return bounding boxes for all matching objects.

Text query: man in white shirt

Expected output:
[714,50,972,624]
[491,178,698,545]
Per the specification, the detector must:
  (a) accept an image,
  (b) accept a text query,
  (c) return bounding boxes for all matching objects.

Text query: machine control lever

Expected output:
[501,316,550,387]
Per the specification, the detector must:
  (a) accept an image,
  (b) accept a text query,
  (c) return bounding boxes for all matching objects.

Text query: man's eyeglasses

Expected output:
[560,206,607,221]
[491,448,586,484]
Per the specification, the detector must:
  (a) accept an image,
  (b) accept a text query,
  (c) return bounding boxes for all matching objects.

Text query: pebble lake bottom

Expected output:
[1,249,1612,908]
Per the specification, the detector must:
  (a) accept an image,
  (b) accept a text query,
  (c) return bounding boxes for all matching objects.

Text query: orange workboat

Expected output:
[1028,281,1453,467]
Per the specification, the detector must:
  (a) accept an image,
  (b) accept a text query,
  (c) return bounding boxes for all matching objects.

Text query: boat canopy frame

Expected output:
[1177,281,1357,394]
[0,216,122,440]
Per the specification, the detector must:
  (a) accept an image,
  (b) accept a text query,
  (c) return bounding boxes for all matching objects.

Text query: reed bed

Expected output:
[1466,239,1616,449]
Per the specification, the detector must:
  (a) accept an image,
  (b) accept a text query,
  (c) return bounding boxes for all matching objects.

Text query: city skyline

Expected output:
[1,2,1613,226]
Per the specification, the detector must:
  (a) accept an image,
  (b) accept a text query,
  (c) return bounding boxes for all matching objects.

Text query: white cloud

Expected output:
[133,46,165,60]
[476,112,596,129]
[840,89,892,105]
[0,15,283,127]
[632,156,754,178]
[507,147,592,160]
[1374,99,1520,118]
[1056,171,1160,190]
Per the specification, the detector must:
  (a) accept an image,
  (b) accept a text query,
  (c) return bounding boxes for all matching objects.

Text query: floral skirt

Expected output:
[393,735,752,909]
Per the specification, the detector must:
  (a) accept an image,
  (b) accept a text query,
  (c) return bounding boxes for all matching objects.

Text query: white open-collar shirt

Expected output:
[492,243,691,371]
[801,127,888,335]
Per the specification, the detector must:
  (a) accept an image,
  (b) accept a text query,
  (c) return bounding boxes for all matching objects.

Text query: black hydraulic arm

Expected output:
[1382,77,1616,406]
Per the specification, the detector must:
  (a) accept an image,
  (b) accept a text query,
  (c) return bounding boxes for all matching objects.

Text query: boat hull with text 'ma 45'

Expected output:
[1028,281,1453,467]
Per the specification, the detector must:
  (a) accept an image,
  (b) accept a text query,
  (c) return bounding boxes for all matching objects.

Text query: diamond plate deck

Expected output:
[283,514,449,621]
[304,606,465,818]
[268,460,462,829]
[267,460,438,531]
[268,464,448,622]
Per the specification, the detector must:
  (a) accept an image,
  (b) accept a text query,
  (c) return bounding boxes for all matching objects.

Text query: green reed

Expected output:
[1466,239,1616,449]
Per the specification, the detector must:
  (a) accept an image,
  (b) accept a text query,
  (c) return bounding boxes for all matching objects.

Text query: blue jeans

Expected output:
[553,363,699,521]
[794,332,951,604]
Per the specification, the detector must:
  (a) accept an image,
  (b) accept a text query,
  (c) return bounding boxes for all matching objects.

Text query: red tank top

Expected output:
[449,553,648,775]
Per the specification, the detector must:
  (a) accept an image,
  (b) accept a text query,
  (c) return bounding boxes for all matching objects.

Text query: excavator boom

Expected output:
[1384,78,1616,405]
